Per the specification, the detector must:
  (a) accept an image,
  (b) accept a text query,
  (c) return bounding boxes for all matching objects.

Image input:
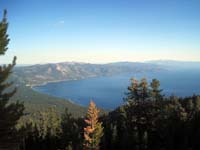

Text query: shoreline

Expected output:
[27,79,75,88]
[26,75,101,88]
[26,70,161,88]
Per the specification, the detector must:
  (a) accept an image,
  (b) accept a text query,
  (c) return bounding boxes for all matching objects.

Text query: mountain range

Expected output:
[13,61,163,86]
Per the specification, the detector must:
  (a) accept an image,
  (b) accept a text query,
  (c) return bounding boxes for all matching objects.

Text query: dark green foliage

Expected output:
[102,79,200,150]
[150,78,163,101]
[20,108,85,150]
[0,10,24,149]
[15,77,200,150]
[0,10,9,55]
[20,108,61,150]
[61,108,84,150]
[11,84,88,118]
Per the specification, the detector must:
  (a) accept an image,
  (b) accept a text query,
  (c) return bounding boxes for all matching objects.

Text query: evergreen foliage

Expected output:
[0,10,24,149]
[102,79,200,150]
[61,108,84,150]
[17,80,200,150]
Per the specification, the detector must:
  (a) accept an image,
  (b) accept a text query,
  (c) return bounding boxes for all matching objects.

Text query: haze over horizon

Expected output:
[0,0,200,64]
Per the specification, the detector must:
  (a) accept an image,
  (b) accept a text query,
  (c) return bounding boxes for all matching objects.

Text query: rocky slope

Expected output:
[13,61,163,86]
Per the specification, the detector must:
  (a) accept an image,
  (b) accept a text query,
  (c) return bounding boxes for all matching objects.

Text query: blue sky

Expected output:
[0,0,200,64]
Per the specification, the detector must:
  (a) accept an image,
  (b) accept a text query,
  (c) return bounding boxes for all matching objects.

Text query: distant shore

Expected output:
[26,75,100,88]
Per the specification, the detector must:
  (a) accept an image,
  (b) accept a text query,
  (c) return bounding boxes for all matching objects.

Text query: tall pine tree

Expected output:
[150,79,163,101]
[83,101,103,150]
[0,10,24,149]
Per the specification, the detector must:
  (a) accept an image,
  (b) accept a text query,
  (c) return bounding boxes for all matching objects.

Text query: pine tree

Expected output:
[125,78,150,103]
[139,78,149,101]
[125,78,139,102]
[83,101,103,150]
[150,79,163,101]
[0,10,24,149]
[61,108,84,150]
[124,78,163,150]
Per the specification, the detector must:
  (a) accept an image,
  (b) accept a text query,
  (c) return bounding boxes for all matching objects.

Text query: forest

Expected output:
[1,10,200,150]
[15,79,200,150]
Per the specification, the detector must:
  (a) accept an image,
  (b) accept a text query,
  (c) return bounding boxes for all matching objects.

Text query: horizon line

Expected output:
[12,59,200,66]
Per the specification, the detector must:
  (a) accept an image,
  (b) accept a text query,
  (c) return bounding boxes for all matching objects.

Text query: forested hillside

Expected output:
[10,85,87,118]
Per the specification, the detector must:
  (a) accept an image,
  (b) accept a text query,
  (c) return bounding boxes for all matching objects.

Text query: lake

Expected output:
[33,69,200,109]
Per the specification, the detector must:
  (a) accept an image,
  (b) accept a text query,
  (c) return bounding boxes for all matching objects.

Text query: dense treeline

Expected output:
[101,78,200,150]
[16,78,200,150]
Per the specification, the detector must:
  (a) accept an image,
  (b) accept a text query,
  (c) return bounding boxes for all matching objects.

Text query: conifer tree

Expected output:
[139,78,149,101]
[125,78,139,102]
[83,101,103,150]
[61,108,84,150]
[150,79,163,101]
[0,10,24,149]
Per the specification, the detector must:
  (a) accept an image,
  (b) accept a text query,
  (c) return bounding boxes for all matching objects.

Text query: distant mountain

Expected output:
[147,60,200,70]
[13,61,163,86]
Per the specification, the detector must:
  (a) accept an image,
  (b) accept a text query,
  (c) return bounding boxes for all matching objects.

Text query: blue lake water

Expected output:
[33,69,200,109]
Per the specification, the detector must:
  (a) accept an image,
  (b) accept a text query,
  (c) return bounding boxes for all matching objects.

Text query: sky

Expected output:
[0,0,200,64]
